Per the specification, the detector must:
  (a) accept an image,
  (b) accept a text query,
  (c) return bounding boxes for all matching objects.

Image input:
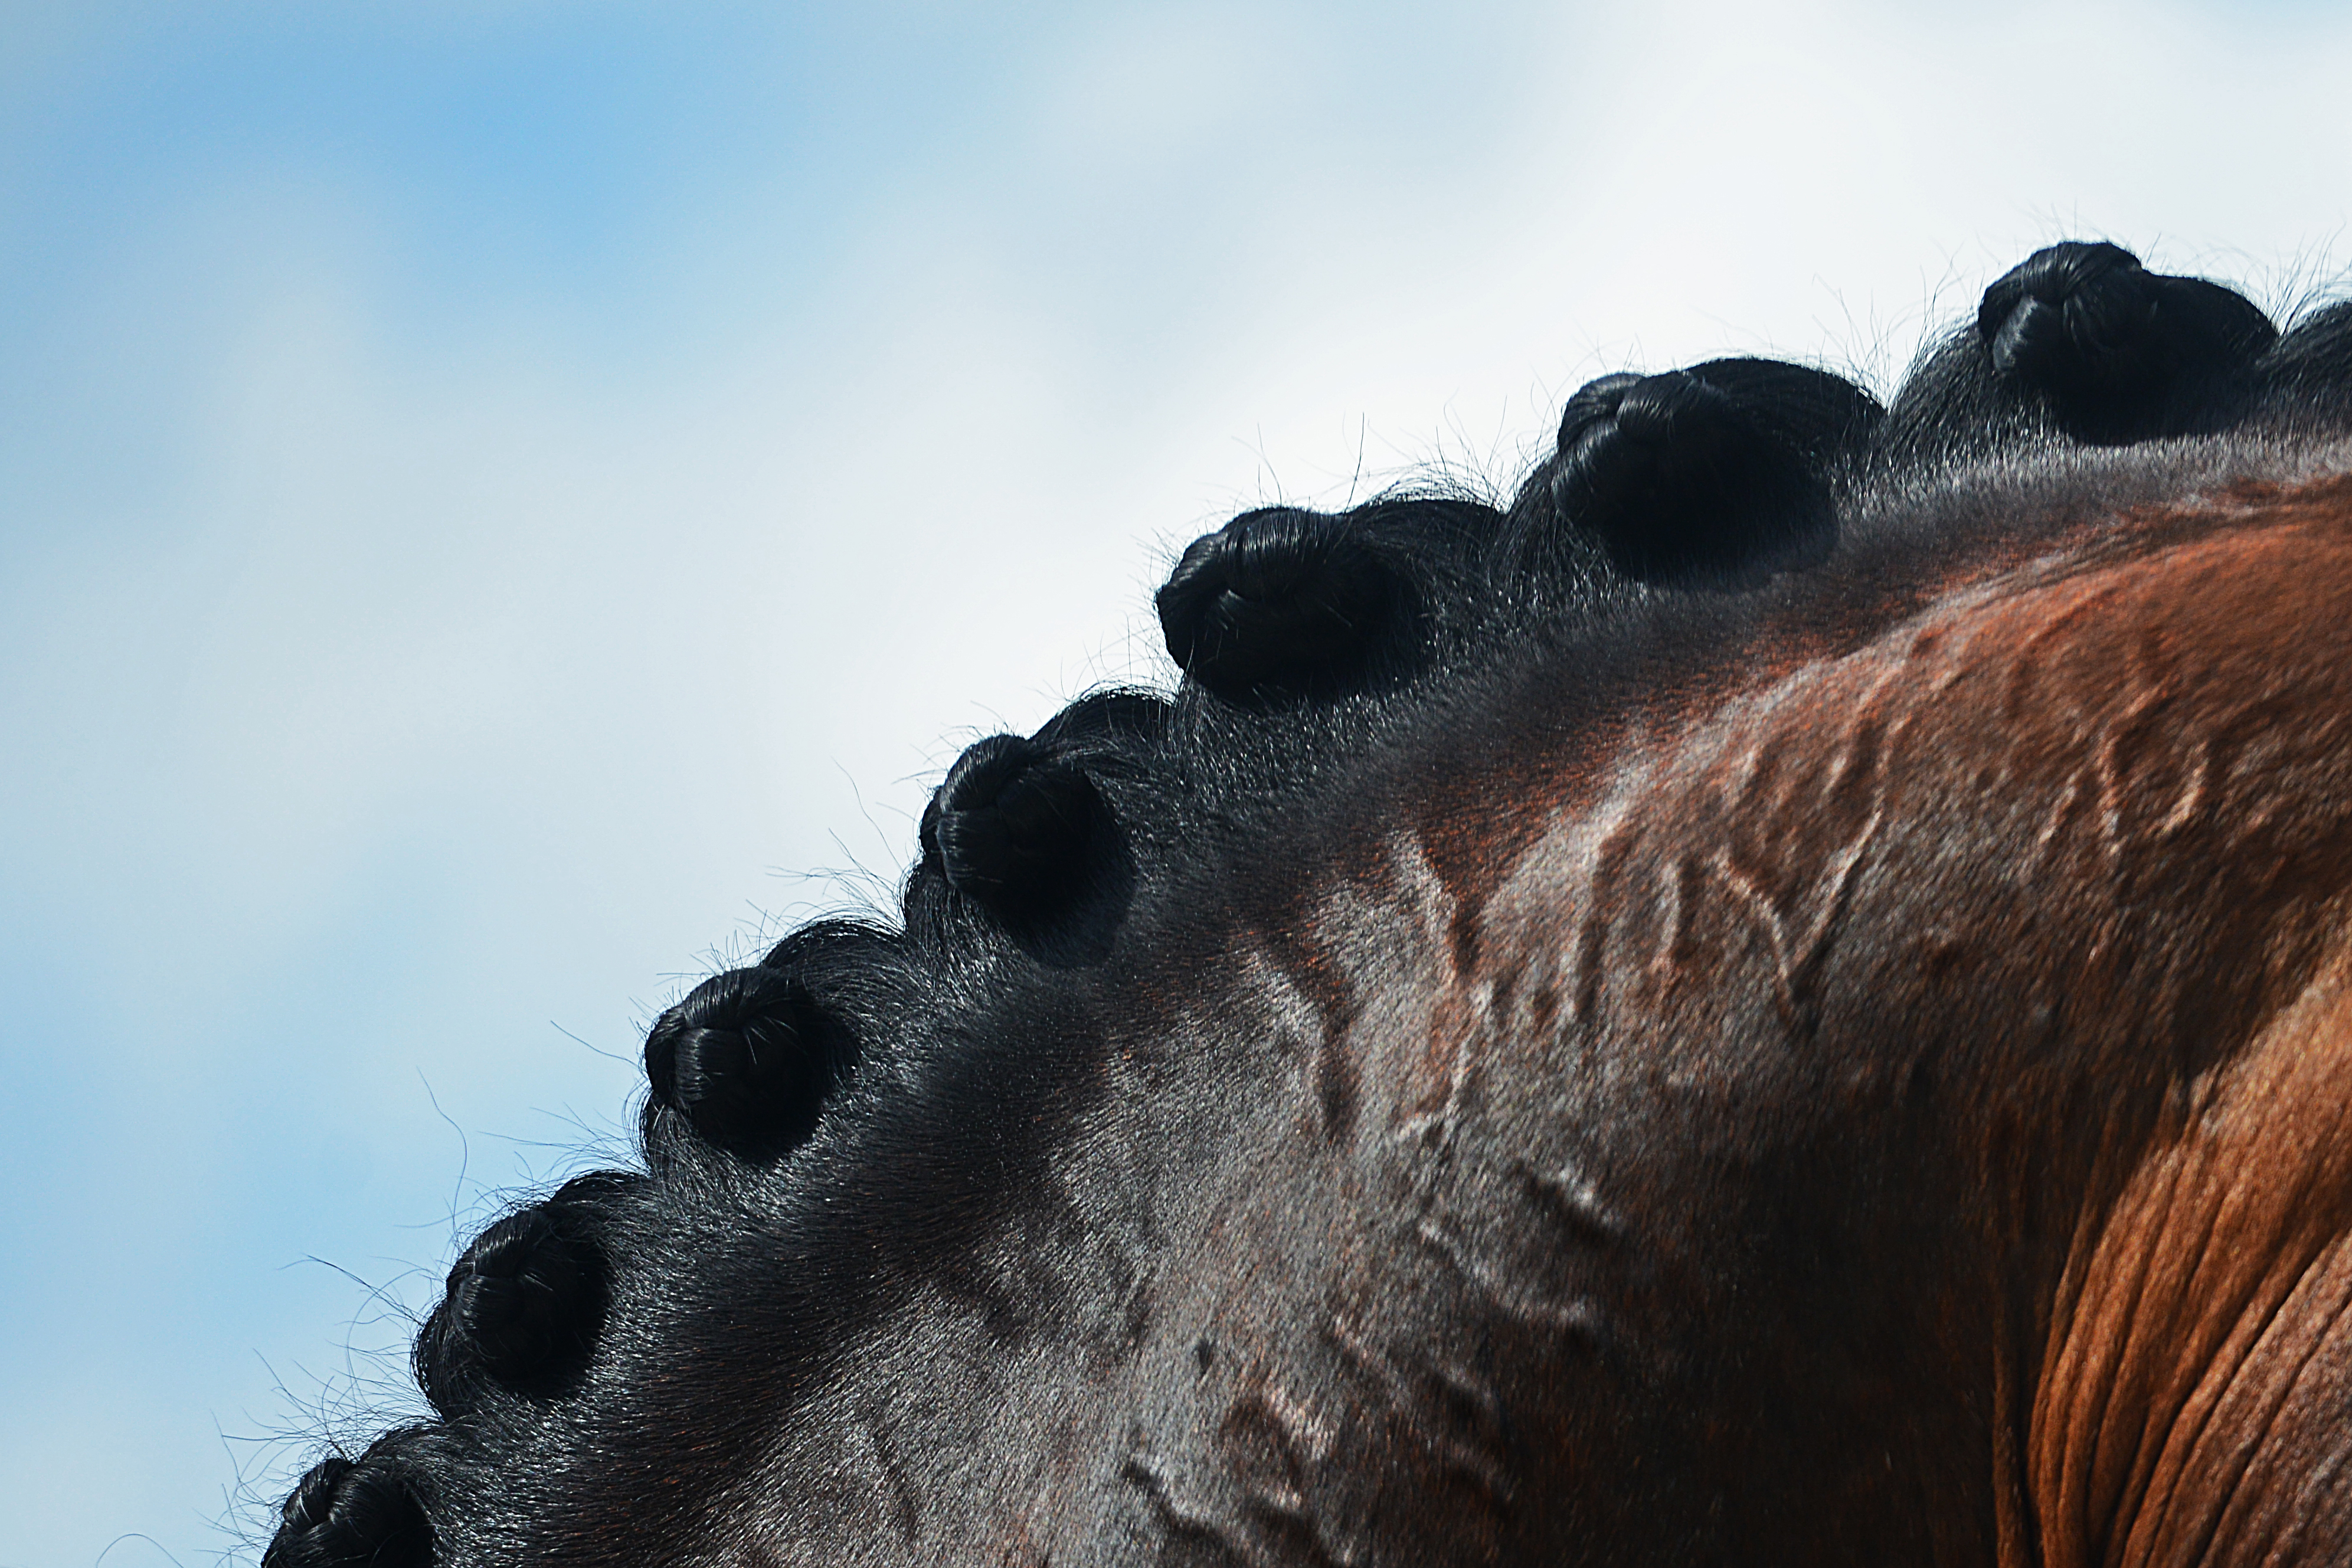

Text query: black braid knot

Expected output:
[643,965,845,1157]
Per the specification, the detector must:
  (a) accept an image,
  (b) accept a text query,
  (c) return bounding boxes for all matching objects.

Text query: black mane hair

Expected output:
[263,243,2352,1567]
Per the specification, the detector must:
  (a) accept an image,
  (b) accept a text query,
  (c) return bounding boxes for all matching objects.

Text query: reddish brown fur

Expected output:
[1376,473,2352,1563]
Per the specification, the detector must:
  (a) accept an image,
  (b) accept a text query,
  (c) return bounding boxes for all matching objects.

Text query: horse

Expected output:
[263,241,2352,1566]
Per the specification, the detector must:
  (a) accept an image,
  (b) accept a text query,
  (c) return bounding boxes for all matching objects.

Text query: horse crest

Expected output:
[267,243,2352,1567]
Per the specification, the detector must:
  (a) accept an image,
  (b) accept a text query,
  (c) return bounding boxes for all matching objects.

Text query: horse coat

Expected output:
[266,242,2352,1567]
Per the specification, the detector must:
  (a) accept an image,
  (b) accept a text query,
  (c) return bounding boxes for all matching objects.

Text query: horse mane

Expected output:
[264,243,2352,1567]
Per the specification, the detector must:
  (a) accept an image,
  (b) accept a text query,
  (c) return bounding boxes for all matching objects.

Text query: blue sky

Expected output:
[5,2,2351,1563]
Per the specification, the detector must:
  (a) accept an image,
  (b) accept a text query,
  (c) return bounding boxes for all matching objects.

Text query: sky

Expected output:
[3,2,2350,1563]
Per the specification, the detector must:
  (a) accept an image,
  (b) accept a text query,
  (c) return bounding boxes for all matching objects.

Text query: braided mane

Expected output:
[266,244,2352,1567]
